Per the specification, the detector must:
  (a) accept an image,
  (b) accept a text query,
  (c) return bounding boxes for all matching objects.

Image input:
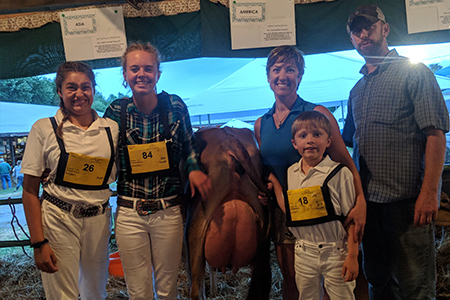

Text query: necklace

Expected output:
[274,110,289,126]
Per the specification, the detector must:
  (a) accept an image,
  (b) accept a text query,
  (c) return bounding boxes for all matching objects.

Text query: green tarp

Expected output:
[201,0,449,57]
[0,0,448,79]
[0,11,201,79]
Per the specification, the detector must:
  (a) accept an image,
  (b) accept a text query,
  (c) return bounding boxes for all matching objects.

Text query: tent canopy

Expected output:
[2,45,449,135]
[0,101,106,136]
[0,102,59,136]
[1,0,449,79]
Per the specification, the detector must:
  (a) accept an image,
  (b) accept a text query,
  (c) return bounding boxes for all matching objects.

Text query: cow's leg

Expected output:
[186,204,208,300]
[247,238,272,300]
[276,242,299,300]
[206,262,218,297]
[187,230,207,299]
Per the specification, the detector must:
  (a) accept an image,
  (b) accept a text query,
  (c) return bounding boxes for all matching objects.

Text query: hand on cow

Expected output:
[189,170,212,200]
[258,191,269,205]
[258,172,277,206]
[258,180,272,206]
[34,243,58,273]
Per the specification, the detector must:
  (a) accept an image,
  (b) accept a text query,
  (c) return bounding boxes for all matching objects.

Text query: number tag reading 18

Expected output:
[287,185,328,221]
[127,142,170,174]
[63,152,109,185]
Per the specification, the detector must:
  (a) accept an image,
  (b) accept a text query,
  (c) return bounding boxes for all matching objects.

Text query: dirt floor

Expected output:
[0,241,283,300]
[1,188,450,299]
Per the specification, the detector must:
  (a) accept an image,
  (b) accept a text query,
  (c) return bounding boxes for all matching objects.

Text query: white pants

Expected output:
[294,239,356,300]
[41,200,112,300]
[115,204,183,300]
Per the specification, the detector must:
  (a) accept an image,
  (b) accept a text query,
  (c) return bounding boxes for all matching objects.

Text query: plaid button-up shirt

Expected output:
[343,50,449,203]
[104,93,201,199]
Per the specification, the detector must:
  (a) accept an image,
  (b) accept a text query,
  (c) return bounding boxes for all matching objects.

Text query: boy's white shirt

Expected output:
[287,155,356,243]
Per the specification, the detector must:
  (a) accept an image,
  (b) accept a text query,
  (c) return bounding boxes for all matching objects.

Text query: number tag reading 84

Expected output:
[63,152,109,185]
[127,142,170,174]
[287,185,329,221]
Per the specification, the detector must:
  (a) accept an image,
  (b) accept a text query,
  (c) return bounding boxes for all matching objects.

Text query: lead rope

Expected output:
[7,197,32,258]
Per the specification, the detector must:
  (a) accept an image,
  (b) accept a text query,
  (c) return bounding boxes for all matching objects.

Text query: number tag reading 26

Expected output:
[127,141,170,174]
[287,185,328,221]
[63,152,109,185]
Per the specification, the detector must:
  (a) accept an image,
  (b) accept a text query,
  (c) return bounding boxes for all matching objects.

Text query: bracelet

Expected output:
[30,239,49,249]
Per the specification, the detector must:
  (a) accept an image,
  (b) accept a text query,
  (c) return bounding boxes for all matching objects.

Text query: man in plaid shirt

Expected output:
[343,5,449,300]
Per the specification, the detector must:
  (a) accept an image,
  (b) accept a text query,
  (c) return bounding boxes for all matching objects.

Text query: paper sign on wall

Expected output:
[230,0,296,50]
[405,0,450,34]
[59,7,127,61]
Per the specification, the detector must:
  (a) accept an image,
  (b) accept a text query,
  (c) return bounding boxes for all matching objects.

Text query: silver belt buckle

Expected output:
[136,199,158,216]
[73,203,102,218]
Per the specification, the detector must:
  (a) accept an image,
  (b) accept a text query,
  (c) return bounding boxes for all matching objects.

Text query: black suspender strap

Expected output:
[284,162,346,227]
[120,98,128,147]
[102,126,115,187]
[50,117,70,186]
[323,163,345,186]
[158,92,172,141]
[321,163,346,222]
[49,116,114,190]
[158,92,177,176]
[120,93,179,180]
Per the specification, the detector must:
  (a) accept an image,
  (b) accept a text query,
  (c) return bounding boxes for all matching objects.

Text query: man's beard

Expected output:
[356,29,384,58]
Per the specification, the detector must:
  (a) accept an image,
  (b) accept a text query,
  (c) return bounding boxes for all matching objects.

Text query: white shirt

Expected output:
[287,156,355,243]
[22,109,119,206]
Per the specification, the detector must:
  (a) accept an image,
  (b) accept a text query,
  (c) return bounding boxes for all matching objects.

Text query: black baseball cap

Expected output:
[347,5,386,34]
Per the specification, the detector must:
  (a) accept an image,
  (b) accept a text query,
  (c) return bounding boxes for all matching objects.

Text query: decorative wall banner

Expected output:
[405,0,450,34]
[0,0,200,32]
[210,0,336,7]
[230,0,295,50]
[59,7,127,61]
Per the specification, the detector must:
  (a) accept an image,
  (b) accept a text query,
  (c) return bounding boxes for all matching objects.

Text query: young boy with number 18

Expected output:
[268,110,358,300]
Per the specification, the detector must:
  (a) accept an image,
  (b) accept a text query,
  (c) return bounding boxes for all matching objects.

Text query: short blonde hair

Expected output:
[291,111,331,139]
[266,45,305,78]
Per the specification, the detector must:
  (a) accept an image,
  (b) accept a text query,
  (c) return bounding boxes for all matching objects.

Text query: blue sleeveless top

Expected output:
[260,96,316,188]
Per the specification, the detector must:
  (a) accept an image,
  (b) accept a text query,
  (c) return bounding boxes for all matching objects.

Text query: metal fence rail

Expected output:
[0,197,29,248]
[0,191,117,248]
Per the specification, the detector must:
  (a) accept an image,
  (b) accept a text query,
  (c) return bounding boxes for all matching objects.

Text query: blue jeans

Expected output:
[362,198,436,300]
[0,174,11,189]
[15,176,23,190]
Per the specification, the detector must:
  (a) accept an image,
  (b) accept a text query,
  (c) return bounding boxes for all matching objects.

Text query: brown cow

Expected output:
[184,127,272,300]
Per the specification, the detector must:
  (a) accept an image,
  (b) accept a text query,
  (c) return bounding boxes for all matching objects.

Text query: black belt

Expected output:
[117,195,180,216]
[42,191,109,218]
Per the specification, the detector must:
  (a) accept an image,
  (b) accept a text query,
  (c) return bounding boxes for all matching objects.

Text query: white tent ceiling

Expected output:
[3,43,450,134]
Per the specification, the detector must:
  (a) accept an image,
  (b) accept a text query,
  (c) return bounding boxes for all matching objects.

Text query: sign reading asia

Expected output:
[59,6,127,61]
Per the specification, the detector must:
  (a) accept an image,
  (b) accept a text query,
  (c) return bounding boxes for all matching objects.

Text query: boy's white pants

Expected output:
[115,204,183,300]
[41,200,112,300]
[294,239,356,300]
